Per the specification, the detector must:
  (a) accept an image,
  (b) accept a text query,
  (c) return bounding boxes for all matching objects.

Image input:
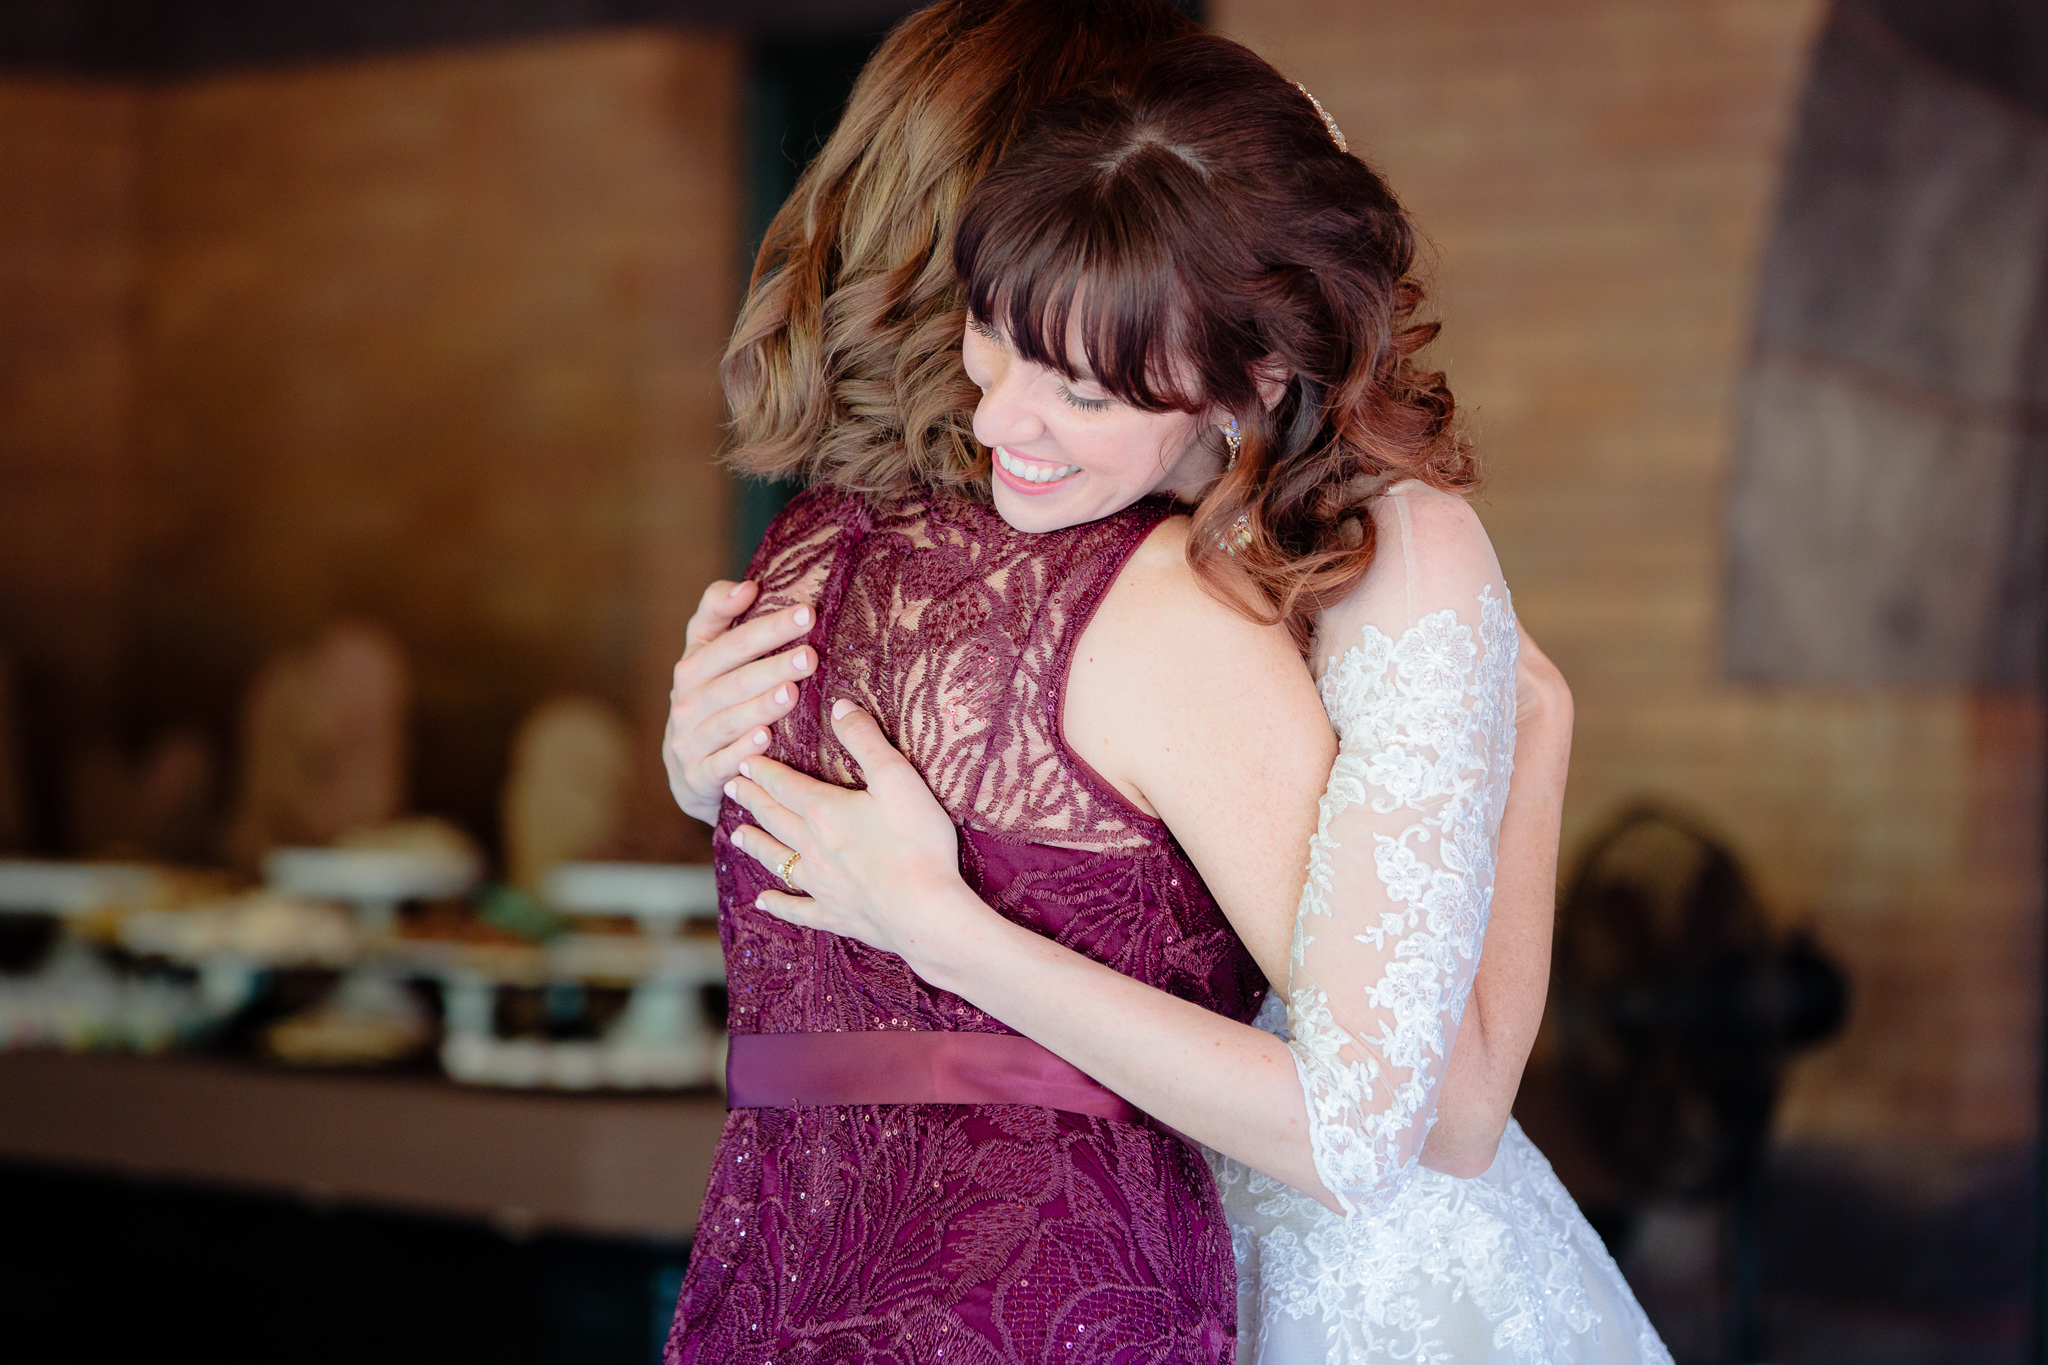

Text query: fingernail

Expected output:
[794,606,812,628]
[729,582,746,598]
[774,685,789,704]
[724,780,737,799]
[754,893,768,910]
[792,650,811,675]
[738,761,750,778]
[832,698,854,720]
[752,729,769,747]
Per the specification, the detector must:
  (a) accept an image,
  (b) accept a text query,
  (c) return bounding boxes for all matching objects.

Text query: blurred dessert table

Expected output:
[0,1050,724,1241]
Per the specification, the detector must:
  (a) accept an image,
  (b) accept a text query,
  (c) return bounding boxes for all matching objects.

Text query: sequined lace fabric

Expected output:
[666,487,1265,1365]
[1207,482,1670,1364]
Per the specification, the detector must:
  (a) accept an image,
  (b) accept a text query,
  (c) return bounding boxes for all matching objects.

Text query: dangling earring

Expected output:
[1219,416,1252,555]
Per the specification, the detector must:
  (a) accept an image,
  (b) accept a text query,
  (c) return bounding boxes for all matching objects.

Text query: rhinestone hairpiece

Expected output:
[1220,512,1254,556]
[1293,82,1348,153]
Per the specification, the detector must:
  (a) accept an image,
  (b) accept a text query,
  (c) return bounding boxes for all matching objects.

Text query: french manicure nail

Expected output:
[794,606,812,627]
[738,761,751,778]
[753,729,769,747]
[832,698,854,720]
[724,780,737,799]
[729,582,746,598]
[774,685,789,704]
[793,651,811,674]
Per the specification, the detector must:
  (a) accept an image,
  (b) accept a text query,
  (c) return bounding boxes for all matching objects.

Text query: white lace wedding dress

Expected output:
[1208,482,1671,1364]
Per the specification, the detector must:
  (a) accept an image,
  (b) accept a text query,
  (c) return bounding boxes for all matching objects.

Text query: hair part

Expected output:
[718,0,1201,497]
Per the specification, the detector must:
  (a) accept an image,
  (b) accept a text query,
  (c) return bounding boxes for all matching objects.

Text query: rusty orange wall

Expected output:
[0,81,139,829]
[0,31,739,855]
[8,7,2035,1153]
[1216,0,2038,1152]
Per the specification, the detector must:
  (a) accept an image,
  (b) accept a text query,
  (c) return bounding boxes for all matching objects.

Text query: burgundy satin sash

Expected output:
[725,1031,1141,1124]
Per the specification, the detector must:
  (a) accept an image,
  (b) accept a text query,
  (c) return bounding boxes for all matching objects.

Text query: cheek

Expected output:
[1164,413,1205,454]
[1058,426,1133,480]
[1104,413,1201,479]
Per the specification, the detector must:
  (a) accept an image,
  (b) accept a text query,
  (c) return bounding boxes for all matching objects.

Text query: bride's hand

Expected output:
[724,698,971,965]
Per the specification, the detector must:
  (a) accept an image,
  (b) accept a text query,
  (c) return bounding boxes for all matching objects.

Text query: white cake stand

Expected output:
[265,845,483,1044]
[438,862,724,1090]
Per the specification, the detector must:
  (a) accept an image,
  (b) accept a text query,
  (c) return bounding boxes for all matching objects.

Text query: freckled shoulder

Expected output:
[1096,514,1271,633]
[1068,512,1320,817]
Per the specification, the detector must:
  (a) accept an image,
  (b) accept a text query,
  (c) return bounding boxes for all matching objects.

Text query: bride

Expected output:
[709,30,1671,1365]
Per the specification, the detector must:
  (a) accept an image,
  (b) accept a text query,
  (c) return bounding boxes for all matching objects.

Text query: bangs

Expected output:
[955,151,1214,414]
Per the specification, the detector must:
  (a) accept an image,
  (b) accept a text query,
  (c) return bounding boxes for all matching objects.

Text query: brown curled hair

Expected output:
[954,35,1474,646]
[719,0,1200,494]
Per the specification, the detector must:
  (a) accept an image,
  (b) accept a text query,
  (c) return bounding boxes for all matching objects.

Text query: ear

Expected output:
[1251,356,1291,412]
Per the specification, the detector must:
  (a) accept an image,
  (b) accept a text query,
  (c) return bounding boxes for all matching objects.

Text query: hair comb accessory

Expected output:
[1294,82,1348,153]
[1222,415,1242,470]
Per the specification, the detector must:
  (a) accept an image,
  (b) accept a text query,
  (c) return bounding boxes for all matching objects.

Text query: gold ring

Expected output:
[777,851,801,887]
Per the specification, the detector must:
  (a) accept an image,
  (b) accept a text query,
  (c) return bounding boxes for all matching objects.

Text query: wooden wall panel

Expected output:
[1217,0,2040,1151]
[6,2,2033,1155]
[0,80,138,841]
[1725,11,2048,686]
[125,31,737,852]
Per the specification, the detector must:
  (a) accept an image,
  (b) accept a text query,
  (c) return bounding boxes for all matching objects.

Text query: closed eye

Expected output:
[967,316,1004,346]
[1055,382,1112,413]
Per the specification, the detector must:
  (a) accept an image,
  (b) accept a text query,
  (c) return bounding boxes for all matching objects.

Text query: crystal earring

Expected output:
[1219,417,1250,554]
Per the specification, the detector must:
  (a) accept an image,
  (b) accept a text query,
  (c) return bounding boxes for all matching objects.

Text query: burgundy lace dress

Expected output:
[664,486,1266,1365]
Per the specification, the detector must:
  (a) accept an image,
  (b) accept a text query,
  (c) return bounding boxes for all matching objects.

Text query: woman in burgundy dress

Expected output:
[659,4,1570,1362]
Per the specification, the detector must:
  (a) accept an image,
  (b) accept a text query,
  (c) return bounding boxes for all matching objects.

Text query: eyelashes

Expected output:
[969,314,1112,412]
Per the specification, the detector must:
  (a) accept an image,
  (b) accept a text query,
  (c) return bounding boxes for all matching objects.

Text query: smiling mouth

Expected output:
[994,446,1080,487]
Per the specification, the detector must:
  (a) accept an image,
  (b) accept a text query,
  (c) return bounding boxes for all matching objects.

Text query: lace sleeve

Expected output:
[1287,484,1518,1214]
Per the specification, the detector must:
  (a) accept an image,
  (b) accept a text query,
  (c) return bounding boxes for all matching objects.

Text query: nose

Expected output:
[971,351,1046,451]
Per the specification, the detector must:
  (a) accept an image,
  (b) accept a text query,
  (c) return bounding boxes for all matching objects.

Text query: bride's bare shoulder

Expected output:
[1102,513,1271,627]
[1372,479,1492,553]
[1316,483,1506,655]
[1070,512,1324,802]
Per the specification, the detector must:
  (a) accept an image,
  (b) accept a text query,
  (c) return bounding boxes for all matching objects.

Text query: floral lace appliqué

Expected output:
[1291,586,1517,1215]
[1210,579,1671,1364]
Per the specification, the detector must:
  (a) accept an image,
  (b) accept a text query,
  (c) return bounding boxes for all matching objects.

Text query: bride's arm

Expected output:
[1054,517,1559,1186]
[1236,484,1516,1210]
[732,517,1346,1203]
[1418,624,1570,1176]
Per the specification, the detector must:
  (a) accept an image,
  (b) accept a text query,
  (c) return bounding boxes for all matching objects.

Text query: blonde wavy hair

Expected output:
[719,0,1200,495]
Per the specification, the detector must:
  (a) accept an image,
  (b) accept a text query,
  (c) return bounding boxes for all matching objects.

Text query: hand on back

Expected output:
[724,700,970,967]
[662,579,819,824]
